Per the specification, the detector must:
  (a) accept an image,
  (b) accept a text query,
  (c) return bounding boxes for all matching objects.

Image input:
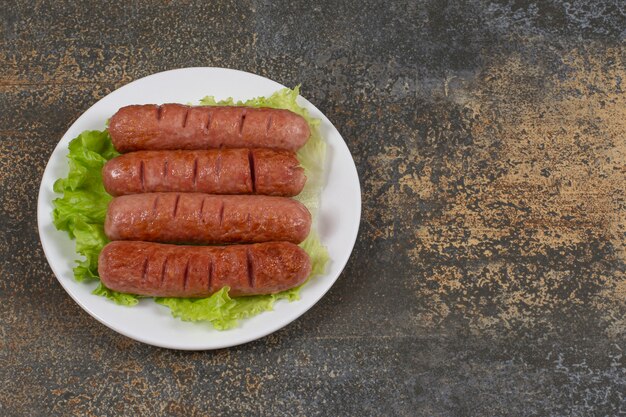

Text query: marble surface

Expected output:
[1,1,624,415]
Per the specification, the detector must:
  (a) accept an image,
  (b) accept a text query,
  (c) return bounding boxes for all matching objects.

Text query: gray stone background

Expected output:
[1,1,625,416]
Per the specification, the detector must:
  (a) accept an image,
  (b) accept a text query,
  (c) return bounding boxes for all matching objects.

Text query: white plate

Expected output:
[37,68,361,350]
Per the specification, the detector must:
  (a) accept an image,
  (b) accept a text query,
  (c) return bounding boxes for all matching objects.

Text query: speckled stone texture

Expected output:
[1,1,625,416]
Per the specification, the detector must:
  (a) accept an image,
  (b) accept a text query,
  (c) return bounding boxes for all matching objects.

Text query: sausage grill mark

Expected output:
[156,105,163,121]
[199,197,206,222]
[141,256,149,285]
[160,256,169,289]
[248,150,256,193]
[162,159,168,181]
[239,109,247,136]
[182,108,189,128]
[172,194,180,218]
[152,194,160,214]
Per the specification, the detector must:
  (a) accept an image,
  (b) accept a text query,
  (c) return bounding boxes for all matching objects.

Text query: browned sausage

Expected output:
[102,149,306,197]
[108,104,310,152]
[104,193,311,244]
[98,241,311,297]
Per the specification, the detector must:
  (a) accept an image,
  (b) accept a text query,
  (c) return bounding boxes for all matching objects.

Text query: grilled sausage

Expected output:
[104,193,311,244]
[98,241,311,297]
[108,104,310,152]
[102,149,306,197]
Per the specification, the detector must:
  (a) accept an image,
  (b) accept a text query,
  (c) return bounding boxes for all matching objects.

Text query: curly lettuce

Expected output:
[52,87,329,328]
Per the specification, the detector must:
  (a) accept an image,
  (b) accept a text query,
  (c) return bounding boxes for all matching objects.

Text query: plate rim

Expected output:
[37,67,361,350]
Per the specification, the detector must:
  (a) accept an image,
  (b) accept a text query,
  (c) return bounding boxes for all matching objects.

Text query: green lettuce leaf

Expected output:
[52,130,138,305]
[72,221,108,282]
[52,87,329,330]
[52,130,118,233]
[155,287,277,331]
[93,282,140,306]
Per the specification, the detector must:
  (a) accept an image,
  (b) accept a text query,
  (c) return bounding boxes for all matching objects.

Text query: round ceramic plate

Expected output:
[37,68,361,350]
